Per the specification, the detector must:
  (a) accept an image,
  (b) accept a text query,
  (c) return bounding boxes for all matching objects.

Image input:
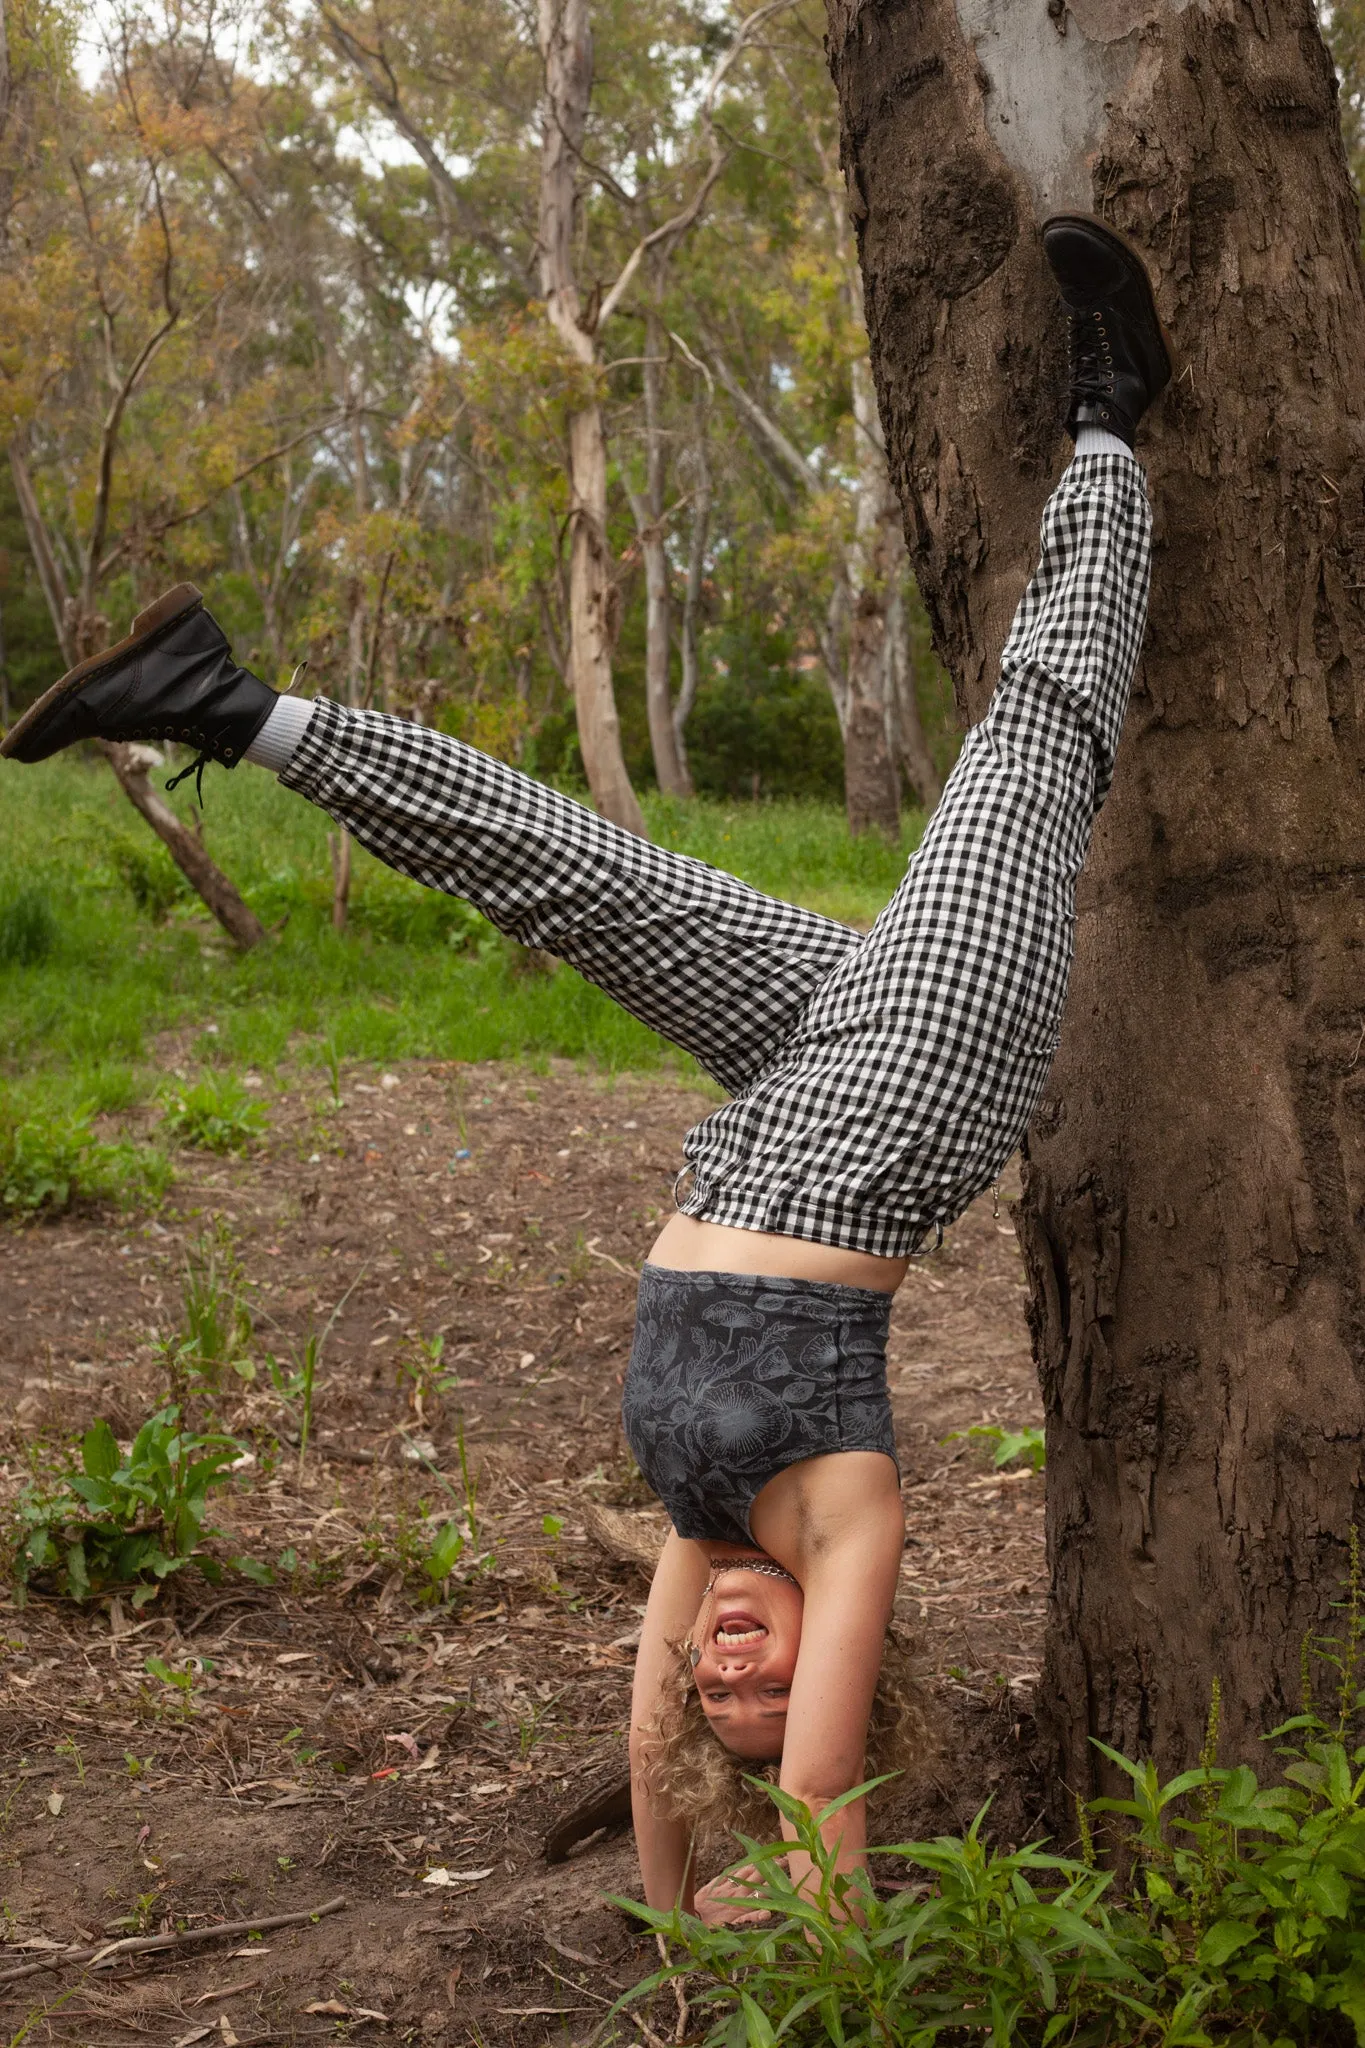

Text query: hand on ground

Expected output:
[694,1864,771,1926]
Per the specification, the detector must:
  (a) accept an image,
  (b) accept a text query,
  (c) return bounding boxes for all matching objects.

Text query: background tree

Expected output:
[0,0,289,946]
[824,0,1365,1800]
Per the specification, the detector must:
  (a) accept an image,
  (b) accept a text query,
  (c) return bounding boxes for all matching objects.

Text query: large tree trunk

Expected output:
[825,0,1365,1803]
[537,0,646,837]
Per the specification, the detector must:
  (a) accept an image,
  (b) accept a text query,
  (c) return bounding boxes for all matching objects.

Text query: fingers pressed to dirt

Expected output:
[0,1056,1045,2044]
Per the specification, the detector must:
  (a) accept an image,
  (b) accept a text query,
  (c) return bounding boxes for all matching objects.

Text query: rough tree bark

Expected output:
[538,0,647,836]
[825,0,1365,1798]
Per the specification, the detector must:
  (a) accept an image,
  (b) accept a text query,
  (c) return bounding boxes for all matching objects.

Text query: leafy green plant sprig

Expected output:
[945,1421,1046,1473]
[160,1224,256,1397]
[1,1111,168,1218]
[9,1409,257,1608]
[160,1073,266,1155]
[618,1784,1146,2047]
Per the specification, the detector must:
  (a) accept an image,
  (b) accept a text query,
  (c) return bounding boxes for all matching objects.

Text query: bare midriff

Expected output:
[647,1213,907,1294]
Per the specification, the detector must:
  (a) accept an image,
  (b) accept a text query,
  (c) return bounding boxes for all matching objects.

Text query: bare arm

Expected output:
[629,1529,710,1912]
[773,1468,905,1903]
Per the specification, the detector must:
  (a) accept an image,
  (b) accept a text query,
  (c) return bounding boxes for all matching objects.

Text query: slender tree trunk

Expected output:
[102,744,267,951]
[630,307,691,797]
[826,0,1365,1801]
[842,351,904,838]
[537,0,646,836]
[675,376,712,783]
[8,443,265,951]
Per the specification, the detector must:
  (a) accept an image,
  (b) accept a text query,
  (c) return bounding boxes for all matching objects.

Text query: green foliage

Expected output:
[620,1788,1141,2047]
[8,1408,244,1607]
[685,660,845,803]
[0,884,57,965]
[160,1072,266,1154]
[105,835,188,923]
[948,1423,1047,1473]
[0,1109,167,1218]
[618,1576,1365,2047]
[165,1225,255,1390]
[0,761,922,1150]
[423,1519,467,1590]
[266,1331,321,1468]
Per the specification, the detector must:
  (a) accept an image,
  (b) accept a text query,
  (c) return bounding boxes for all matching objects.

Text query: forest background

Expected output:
[7,0,1365,1159]
[0,0,970,841]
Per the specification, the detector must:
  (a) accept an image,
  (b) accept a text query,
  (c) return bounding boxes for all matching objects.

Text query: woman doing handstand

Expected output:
[1,214,1172,1917]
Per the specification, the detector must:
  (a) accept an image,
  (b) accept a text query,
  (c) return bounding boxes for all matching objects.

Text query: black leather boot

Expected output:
[0,583,278,797]
[1041,214,1174,447]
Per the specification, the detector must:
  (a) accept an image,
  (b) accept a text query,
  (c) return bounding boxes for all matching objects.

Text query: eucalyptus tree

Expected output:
[824,0,1365,1798]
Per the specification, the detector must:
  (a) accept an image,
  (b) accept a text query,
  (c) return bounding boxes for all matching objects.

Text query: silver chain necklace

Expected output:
[685,1558,799,1667]
[708,1556,797,1584]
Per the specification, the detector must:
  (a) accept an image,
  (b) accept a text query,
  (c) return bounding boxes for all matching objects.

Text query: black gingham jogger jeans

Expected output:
[278,452,1151,1259]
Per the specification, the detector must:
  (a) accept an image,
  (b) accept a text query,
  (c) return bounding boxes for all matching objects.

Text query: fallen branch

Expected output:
[0,1896,347,1987]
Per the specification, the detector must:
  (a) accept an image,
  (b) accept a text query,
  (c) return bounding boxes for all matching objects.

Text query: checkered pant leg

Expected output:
[676,454,1152,1257]
[278,702,859,1096]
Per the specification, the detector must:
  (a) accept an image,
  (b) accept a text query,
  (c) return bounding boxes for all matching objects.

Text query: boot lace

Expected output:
[165,752,210,806]
[1067,306,1116,407]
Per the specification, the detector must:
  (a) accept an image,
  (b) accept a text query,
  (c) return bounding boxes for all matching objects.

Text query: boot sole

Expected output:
[1042,211,1178,393]
[0,583,205,760]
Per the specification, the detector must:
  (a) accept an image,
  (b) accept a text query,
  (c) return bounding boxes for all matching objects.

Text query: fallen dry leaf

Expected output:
[218,2017,239,2047]
[422,1867,493,1887]
[46,1792,63,1817]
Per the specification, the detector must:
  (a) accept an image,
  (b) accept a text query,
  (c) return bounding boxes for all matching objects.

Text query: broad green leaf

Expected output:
[81,1419,119,1480]
[1196,1918,1258,1967]
[1305,1865,1351,1919]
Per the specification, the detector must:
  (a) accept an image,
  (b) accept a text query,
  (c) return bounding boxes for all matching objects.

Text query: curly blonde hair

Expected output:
[637,1622,932,1847]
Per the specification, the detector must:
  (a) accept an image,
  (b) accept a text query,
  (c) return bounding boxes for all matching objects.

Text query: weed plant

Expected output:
[160,1072,266,1153]
[162,1224,255,1394]
[0,884,56,964]
[947,1423,1047,1474]
[9,1408,257,1606]
[619,1555,1365,2046]
[0,1109,168,1218]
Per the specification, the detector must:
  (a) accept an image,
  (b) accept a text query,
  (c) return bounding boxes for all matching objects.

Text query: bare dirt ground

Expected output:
[0,1057,1046,2046]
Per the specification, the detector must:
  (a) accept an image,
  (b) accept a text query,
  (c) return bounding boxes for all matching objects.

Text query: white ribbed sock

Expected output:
[1074,425,1138,464]
[245,693,316,772]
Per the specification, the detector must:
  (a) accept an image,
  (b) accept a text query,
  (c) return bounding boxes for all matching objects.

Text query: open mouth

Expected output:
[714,1611,767,1648]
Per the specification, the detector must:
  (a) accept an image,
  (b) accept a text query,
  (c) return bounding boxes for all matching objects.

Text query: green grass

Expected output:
[0,750,924,1144]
